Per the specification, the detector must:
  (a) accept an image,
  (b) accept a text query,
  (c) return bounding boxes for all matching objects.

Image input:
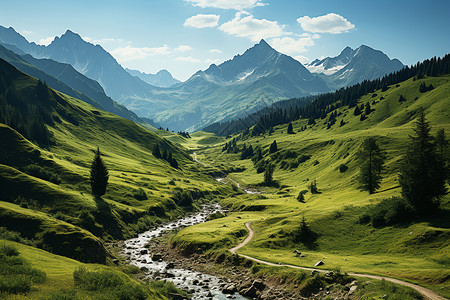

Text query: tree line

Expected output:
[0,59,54,146]
[359,109,448,216]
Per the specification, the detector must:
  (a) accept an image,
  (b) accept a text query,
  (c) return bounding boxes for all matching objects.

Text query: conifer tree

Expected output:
[152,143,161,158]
[269,140,278,154]
[287,122,294,134]
[359,137,385,194]
[399,109,447,214]
[90,147,109,197]
[353,105,361,116]
[264,163,274,185]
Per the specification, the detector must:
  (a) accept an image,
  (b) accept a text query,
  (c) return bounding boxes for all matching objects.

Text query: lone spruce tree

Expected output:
[359,137,385,194]
[269,140,278,154]
[264,163,274,185]
[90,147,109,197]
[399,109,447,214]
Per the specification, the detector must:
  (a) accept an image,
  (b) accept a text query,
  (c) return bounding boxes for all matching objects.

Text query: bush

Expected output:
[0,244,19,256]
[297,190,308,202]
[361,197,415,227]
[297,154,311,164]
[299,275,325,297]
[73,267,147,300]
[23,164,61,184]
[338,164,348,173]
[0,243,46,295]
[133,188,147,200]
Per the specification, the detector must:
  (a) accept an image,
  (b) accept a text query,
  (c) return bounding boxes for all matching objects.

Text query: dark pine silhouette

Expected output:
[399,109,447,214]
[359,137,385,194]
[90,147,109,197]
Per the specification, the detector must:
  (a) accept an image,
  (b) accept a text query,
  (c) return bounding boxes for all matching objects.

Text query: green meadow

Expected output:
[172,75,450,298]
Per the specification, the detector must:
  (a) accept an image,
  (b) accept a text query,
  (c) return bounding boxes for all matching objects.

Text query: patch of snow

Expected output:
[306,63,346,75]
[336,68,354,79]
[237,69,254,81]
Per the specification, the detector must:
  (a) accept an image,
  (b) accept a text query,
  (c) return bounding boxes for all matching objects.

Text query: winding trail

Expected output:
[230,222,446,300]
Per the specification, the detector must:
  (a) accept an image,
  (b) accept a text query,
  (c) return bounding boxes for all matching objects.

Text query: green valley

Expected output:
[170,74,450,298]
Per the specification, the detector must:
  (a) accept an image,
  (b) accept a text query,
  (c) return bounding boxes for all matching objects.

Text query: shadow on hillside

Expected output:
[93,196,124,239]
[376,185,401,193]
[258,181,280,188]
[428,208,450,229]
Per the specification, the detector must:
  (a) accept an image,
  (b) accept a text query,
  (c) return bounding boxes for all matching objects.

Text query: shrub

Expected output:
[338,164,348,173]
[0,244,19,256]
[23,164,62,184]
[297,154,311,164]
[0,243,46,295]
[299,275,325,297]
[361,197,415,227]
[297,190,308,202]
[133,188,147,200]
[73,267,148,300]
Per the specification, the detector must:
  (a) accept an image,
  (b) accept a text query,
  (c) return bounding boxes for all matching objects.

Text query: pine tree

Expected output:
[264,163,274,185]
[359,137,385,194]
[152,143,161,158]
[269,140,278,154]
[365,103,372,115]
[353,105,361,116]
[90,147,109,197]
[287,122,294,134]
[399,109,447,214]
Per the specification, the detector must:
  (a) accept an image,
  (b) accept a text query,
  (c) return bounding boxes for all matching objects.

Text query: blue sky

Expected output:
[1,0,449,80]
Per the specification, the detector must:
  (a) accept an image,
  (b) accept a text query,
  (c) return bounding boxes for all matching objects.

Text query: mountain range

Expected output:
[0,26,404,132]
[125,68,180,87]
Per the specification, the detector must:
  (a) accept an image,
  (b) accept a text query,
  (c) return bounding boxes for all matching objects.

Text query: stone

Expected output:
[140,249,148,255]
[242,286,259,299]
[112,259,119,265]
[348,285,357,295]
[314,260,324,266]
[252,279,266,291]
[152,253,163,261]
[222,285,237,294]
[166,262,175,269]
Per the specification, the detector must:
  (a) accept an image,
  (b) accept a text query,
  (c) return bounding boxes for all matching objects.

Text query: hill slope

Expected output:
[172,73,450,297]
[0,58,228,265]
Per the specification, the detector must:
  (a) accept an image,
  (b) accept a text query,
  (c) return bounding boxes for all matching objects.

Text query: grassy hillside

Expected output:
[0,59,231,268]
[172,75,450,297]
[0,239,176,299]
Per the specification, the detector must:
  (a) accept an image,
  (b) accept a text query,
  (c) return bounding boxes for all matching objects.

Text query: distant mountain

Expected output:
[307,46,354,75]
[126,68,180,87]
[0,43,142,123]
[307,45,404,89]
[151,39,330,131]
[0,25,405,132]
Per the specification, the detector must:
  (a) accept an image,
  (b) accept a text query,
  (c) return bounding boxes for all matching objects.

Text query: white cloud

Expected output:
[270,36,315,55]
[184,0,265,10]
[209,49,222,54]
[174,45,193,52]
[293,55,310,64]
[38,36,54,46]
[219,12,285,42]
[297,13,355,34]
[184,14,220,28]
[20,30,32,38]
[82,36,126,45]
[111,45,171,62]
[176,56,201,63]
[205,58,221,65]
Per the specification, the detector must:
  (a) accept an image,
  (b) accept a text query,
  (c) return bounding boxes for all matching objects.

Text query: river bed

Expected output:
[121,203,247,300]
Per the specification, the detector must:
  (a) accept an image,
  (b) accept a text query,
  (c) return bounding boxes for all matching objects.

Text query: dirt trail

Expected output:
[229,222,446,300]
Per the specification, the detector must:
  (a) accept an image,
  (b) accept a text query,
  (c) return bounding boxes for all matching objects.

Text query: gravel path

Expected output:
[230,222,446,300]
